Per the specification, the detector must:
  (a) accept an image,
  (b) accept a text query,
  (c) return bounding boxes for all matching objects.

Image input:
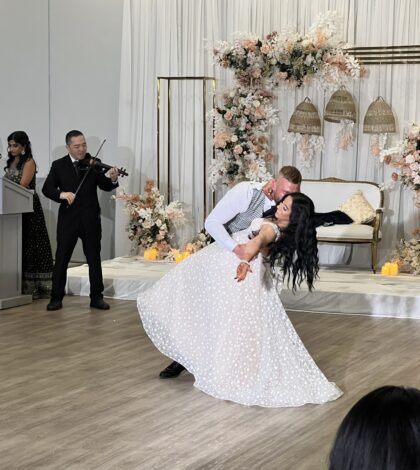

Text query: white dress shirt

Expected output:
[204,181,275,252]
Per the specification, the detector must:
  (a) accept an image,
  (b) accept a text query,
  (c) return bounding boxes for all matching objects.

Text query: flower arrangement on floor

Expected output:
[381,123,420,207]
[114,180,185,258]
[184,228,212,252]
[165,228,213,262]
[391,229,420,275]
[209,11,364,186]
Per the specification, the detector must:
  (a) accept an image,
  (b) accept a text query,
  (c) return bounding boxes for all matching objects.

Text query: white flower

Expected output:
[406,154,416,164]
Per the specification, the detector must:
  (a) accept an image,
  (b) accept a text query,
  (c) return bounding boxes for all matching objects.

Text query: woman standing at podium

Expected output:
[4,131,53,299]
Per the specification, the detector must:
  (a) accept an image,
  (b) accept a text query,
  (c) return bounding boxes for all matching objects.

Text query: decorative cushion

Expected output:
[337,190,376,224]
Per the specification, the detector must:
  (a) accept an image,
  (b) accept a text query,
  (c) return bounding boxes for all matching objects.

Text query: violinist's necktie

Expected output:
[73,161,79,177]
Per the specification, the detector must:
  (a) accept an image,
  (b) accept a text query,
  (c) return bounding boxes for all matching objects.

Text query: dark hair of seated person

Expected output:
[329,385,420,470]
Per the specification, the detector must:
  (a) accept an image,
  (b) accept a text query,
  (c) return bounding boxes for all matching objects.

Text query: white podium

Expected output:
[0,177,34,309]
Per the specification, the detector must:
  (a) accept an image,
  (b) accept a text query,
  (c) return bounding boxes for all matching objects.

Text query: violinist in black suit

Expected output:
[42,130,119,311]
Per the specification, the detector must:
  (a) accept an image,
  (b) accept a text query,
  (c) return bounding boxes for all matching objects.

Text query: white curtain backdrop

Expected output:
[116,0,420,267]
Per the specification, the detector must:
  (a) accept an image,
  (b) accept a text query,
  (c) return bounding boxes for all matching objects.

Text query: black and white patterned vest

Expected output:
[224,188,266,234]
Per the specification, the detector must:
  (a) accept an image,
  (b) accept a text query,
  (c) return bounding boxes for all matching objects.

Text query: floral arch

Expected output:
[208,11,364,188]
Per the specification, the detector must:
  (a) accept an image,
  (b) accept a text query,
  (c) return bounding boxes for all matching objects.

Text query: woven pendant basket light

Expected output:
[324,87,356,123]
[363,96,396,134]
[288,97,322,135]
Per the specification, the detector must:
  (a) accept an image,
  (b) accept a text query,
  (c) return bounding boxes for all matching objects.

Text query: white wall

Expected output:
[0,0,123,262]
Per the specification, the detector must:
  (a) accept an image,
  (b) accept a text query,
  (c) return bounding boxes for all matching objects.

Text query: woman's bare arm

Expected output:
[241,224,277,262]
[19,159,36,188]
[235,224,277,281]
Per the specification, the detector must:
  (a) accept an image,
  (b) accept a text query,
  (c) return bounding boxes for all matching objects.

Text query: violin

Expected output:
[78,139,128,177]
[79,155,129,177]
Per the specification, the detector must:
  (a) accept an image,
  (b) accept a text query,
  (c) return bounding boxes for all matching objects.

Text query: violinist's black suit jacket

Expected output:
[42,154,118,301]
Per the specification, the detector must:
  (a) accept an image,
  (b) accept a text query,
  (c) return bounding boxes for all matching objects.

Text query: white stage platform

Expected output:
[66,257,420,319]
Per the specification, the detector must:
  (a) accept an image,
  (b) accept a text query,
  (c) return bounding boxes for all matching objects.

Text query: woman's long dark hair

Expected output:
[329,386,420,470]
[6,131,33,171]
[268,192,319,291]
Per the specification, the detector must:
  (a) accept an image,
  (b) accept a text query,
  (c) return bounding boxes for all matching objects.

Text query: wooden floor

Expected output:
[2,298,420,470]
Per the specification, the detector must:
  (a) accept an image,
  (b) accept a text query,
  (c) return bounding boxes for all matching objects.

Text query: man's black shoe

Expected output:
[159,361,185,379]
[90,299,110,310]
[46,300,63,311]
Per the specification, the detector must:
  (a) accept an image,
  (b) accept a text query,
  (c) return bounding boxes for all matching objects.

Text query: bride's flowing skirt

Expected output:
[137,232,342,407]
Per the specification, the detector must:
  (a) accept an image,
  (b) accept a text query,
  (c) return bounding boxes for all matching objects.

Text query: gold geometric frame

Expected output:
[156,76,216,217]
[346,45,420,64]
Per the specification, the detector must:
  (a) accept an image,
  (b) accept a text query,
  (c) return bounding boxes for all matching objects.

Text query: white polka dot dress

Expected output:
[137,219,342,407]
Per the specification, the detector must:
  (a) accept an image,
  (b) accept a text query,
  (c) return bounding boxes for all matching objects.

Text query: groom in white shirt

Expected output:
[159,165,302,379]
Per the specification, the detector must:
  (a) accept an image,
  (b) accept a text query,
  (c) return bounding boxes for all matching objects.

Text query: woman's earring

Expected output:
[21,150,26,156]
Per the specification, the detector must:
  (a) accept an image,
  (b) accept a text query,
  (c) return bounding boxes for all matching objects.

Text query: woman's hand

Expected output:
[235,261,252,282]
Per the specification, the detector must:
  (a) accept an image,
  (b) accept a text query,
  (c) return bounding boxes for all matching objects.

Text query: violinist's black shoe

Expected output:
[46,299,62,311]
[159,361,185,379]
[90,299,110,310]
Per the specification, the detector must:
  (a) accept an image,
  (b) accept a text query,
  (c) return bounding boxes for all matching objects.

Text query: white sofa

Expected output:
[301,178,384,273]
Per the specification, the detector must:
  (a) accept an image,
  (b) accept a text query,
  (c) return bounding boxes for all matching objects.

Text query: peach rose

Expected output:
[275,71,288,81]
[224,111,233,121]
[314,30,327,48]
[383,155,392,165]
[370,143,381,156]
[254,107,266,119]
[260,44,272,55]
[241,38,257,51]
[233,145,243,154]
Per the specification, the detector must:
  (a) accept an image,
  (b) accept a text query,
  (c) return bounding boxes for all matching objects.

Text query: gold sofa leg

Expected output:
[371,241,378,274]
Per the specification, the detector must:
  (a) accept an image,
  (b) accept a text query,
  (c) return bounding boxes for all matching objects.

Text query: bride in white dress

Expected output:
[137,193,342,407]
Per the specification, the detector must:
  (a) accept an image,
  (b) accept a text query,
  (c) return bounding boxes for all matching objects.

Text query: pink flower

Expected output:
[224,111,233,121]
[383,155,392,165]
[254,107,266,119]
[314,30,327,48]
[248,161,259,173]
[233,145,243,154]
[214,131,232,148]
[275,71,288,81]
[241,38,257,51]
[260,44,272,55]
[370,143,380,156]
